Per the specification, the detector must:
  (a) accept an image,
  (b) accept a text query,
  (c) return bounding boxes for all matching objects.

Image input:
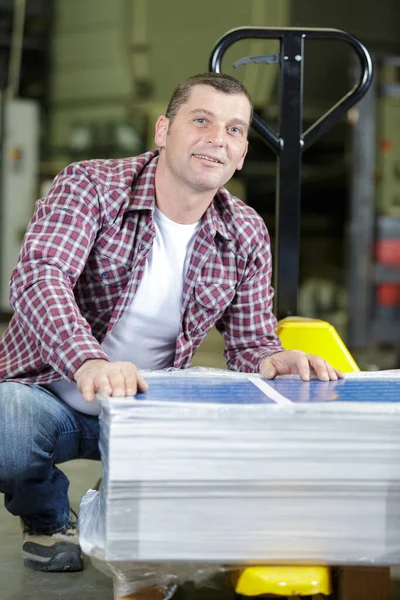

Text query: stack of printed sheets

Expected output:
[79,368,400,567]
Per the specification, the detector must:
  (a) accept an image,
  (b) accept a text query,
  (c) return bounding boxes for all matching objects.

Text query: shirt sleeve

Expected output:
[216,219,283,372]
[9,162,110,380]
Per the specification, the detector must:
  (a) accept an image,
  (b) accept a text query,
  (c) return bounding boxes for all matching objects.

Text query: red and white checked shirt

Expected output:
[0,150,282,385]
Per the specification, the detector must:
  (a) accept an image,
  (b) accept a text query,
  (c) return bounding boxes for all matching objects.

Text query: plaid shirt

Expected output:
[0,150,282,385]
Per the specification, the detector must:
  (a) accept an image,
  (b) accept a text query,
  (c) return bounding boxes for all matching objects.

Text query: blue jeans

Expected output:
[0,382,100,534]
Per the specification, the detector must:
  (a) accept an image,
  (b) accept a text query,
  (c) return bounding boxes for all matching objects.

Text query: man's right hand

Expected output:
[73,359,148,402]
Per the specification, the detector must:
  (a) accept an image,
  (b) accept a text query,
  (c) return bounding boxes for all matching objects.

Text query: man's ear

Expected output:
[154,116,170,148]
[235,140,248,171]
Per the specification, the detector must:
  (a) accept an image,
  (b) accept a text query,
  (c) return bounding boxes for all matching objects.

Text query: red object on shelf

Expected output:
[375,240,400,306]
[377,284,400,306]
[376,240,400,264]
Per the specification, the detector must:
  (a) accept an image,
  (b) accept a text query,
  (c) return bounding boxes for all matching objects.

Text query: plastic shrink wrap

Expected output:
[79,368,400,597]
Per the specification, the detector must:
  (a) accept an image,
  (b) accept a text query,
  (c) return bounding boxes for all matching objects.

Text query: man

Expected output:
[0,73,342,575]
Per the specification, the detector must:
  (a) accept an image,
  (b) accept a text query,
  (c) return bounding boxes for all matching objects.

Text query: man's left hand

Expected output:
[260,350,344,382]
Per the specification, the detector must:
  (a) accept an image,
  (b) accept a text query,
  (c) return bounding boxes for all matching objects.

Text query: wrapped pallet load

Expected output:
[79,367,400,597]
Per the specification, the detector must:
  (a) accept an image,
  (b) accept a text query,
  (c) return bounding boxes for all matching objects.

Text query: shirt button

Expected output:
[139,244,145,251]
[64,370,69,376]
[101,271,109,279]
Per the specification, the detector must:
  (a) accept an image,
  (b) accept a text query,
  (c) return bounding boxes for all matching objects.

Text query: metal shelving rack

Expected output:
[348,55,400,353]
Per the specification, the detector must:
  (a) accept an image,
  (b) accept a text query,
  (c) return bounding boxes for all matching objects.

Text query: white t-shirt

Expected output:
[46,207,200,415]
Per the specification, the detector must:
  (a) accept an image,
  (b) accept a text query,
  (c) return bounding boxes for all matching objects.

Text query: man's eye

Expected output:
[195,118,207,124]
[229,127,242,135]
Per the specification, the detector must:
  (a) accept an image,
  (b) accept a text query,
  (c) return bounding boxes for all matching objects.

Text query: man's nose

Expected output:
[204,124,225,146]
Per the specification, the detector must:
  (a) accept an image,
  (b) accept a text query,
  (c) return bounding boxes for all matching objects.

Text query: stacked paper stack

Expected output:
[80,369,400,567]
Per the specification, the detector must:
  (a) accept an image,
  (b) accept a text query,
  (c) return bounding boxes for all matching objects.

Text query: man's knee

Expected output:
[0,382,64,480]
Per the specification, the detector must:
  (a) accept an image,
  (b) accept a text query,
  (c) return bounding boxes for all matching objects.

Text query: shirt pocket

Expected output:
[192,282,236,333]
[87,250,131,288]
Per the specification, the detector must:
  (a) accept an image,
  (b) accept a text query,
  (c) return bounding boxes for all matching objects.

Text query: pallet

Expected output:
[115,566,391,599]
[338,566,390,600]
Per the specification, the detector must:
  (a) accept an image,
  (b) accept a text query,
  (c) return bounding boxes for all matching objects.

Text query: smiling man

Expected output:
[155,83,250,208]
[0,73,342,580]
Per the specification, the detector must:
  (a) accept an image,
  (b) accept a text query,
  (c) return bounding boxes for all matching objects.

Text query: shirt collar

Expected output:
[129,150,159,211]
[203,192,232,241]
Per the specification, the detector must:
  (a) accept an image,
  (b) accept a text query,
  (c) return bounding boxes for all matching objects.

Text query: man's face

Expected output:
[155,84,251,193]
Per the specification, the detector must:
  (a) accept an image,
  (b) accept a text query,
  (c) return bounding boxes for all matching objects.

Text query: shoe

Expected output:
[21,509,83,572]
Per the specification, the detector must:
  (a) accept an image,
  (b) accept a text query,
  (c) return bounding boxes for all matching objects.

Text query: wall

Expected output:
[49,0,400,159]
[49,0,289,158]
[291,0,400,108]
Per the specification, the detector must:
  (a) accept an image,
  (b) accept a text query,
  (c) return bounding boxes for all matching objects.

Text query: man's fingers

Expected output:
[79,378,96,402]
[74,359,148,400]
[260,350,346,382]
[107,367,126,397]
[325,363,339,381]
[308,356,345,381]
[78,375,111,402]
[95,375,112,396]
[295,353,312,381]
[136,371,149,393]
[308,356,330,381]
[260,357,277,379]
[120,364,148,395]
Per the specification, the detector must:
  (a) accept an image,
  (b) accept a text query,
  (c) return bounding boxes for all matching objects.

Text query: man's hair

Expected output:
[165,73,253,122]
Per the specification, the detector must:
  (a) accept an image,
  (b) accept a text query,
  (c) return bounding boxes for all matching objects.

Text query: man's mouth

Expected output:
[193,154,223,164]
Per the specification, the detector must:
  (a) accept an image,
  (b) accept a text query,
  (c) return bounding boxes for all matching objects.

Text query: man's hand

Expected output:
[74,359,148,402]
[260,350,344,381]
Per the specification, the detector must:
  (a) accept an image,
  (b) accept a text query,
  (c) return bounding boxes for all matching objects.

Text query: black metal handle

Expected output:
[209,27,373,318]
[209,26,373,153]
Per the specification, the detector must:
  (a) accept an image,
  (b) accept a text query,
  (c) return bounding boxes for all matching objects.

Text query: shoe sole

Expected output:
[23,541,83,572]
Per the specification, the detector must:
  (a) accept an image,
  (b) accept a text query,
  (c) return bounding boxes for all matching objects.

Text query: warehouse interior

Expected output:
[0,0,400,598]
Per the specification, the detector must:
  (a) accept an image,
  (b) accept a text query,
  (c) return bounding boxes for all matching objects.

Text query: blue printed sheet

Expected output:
[133,373,400,407]
[135,376,275,405]
[268,377,400,404]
